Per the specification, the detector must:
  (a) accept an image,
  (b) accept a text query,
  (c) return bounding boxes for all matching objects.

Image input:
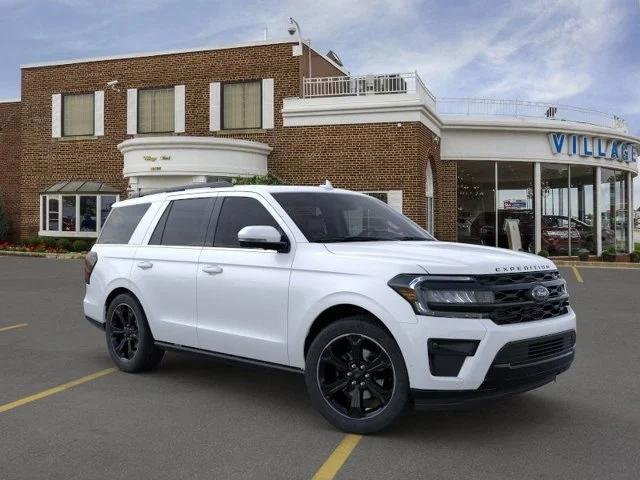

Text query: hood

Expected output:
[323,241,556,276]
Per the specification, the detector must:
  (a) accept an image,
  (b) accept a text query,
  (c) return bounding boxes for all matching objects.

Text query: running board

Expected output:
[154,341,304,375]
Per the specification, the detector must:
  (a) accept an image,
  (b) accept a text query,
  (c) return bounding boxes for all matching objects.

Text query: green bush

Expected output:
[602,245,617,262]
[537,249,549,258]
[577,249,590,261]
[0,194,9,241]
[21,236,39,247]
[56,238,73,251]
[630,251,640,263]
[41,237,58,249]
[71,239,89,252]
[233,173,285,185]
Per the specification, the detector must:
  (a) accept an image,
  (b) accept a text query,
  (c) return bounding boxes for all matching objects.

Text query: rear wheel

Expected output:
[105,293,164,372]
[305,317,409,434]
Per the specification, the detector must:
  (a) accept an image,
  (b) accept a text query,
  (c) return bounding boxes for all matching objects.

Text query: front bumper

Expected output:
[394,308,576,391]
[412,335,575,408]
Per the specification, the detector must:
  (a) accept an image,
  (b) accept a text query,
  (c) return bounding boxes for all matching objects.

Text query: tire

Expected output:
[305,316,410,434]
[105,293,164,373]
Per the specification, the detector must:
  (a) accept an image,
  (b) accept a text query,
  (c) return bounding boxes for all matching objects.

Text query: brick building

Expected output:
[0,37,638,255]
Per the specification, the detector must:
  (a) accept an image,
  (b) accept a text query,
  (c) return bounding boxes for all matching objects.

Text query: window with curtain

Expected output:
[63,93,94,136]
[222,81,261,129]
[138,88,175,133]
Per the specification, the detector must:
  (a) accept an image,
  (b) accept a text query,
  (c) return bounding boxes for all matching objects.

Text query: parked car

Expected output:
[84,183,576,433]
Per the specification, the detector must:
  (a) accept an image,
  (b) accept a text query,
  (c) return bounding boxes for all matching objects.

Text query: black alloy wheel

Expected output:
[317,334,395,419]
[109,303,140,360]
[105,293,164,372]
[305,316,409,434]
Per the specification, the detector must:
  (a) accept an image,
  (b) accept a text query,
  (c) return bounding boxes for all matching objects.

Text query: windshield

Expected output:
[272,192,434,243]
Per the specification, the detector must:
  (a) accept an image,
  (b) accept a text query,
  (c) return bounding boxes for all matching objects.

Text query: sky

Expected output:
[1,0,639,201]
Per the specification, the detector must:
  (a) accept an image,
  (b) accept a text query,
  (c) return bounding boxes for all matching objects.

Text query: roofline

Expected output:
[20,38,348,74]
[0,97,20,103]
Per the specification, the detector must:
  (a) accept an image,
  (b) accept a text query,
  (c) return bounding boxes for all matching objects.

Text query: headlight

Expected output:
[388,274,494,318]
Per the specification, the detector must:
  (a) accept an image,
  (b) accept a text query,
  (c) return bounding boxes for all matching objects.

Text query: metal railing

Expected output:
[436,97,627,131]
[302,72,436,103]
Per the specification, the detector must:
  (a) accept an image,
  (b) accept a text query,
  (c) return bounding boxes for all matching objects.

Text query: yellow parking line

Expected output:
[312,434,363,480]
[571,266,584,283]
[0,368,117,414]
[0,323,28,333]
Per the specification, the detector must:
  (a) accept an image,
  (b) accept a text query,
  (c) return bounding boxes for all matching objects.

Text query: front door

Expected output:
[197,193,293,365]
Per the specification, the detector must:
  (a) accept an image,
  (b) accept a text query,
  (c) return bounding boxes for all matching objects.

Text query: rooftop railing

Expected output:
[436,98,628,131]
[302,72,436,105]
[301,74,627,132]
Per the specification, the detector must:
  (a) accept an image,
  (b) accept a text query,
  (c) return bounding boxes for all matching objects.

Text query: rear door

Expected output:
[196,193,294,364]
[132,195,216,347]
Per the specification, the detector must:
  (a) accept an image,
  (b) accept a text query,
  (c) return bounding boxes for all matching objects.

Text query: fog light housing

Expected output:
[428,339,480,377]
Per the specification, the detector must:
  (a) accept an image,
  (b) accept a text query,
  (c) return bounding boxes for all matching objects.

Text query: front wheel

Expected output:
[305,317,409,434]
[105,293,164,372]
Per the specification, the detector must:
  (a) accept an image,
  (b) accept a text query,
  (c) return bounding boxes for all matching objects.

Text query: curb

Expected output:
[554,260,640,269]
[0,250,85,260]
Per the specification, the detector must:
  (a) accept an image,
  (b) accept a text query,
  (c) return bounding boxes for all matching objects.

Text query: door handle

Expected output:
[202,264,223,275]
[136,261,153,270]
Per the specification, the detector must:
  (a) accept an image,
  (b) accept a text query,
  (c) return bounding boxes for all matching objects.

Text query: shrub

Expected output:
[21,236,39,247]
[0,194,9,241]
[630,251,640,263]
[602,245,617,262]
[57,238,73,251]
[577,249,590,261]
[537,249,549,258]
[233,173,285,185]
[41,236,58,249]
[71,239,89,252]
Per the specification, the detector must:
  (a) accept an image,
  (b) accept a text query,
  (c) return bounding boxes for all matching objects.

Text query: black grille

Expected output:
[477,270,569,325]
[490,298,569,325]
[476,271,562,286]
[493,330,576,366]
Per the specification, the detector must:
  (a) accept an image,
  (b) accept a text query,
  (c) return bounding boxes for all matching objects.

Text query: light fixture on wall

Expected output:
[106,80,120,93]
[433,135,440,145]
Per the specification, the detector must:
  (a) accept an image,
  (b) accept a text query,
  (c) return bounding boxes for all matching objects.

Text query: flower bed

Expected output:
[0,237,94,254]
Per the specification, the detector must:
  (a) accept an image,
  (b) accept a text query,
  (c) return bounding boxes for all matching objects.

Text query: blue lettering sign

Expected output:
[596,138,607,157]
[548,133,565,154]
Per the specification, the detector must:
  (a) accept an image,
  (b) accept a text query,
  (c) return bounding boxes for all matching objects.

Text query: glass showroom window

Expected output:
[222,81,261,130]
[62,93,94,136]
[569,165,596,255]
[40,194,118,237]
[457,161,496,246]
[601,168,629,253]
[497,162,535,252]
[138,87,175,133]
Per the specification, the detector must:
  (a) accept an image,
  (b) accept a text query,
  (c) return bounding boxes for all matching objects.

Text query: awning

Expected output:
[41,180,120,194]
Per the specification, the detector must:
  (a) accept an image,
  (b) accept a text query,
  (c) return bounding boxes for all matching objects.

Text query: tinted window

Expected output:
[153,198,214,246]
[273,192,433,243]
[97,203,150,244]
[214,197,281,248]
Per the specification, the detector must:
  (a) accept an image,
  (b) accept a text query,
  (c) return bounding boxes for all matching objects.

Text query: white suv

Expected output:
[84,182,576,433]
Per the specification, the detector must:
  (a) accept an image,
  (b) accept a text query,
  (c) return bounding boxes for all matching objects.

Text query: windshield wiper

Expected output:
[319,236,391,243]
[395,236,432,241]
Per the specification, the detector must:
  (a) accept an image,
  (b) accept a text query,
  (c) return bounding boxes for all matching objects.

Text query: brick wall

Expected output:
[0,101,21,239]
[19,42,303,237]
[17,41,448,238]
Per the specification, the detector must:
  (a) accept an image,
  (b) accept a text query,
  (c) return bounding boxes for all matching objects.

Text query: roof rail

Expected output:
[131,180,233,198]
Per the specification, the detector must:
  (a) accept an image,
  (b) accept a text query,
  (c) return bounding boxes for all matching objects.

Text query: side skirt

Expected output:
[154,341,304,375]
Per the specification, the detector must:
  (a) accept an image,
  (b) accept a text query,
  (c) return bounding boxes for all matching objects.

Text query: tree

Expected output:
[0,193,10,241]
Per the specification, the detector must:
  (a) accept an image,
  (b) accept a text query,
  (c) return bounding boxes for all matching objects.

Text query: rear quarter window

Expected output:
[97,203,150,244]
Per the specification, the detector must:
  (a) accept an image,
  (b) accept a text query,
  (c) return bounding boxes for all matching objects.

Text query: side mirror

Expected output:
[238,225,290,253]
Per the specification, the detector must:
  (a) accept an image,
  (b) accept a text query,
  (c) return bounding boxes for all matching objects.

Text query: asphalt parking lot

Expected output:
[1,257,639,480]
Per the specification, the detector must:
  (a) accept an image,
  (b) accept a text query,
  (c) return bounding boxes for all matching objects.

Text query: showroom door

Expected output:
[132,196,215,347]
[196,193,293,365]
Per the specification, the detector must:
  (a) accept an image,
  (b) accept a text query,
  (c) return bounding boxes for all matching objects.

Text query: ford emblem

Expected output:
[530,285,550,301]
